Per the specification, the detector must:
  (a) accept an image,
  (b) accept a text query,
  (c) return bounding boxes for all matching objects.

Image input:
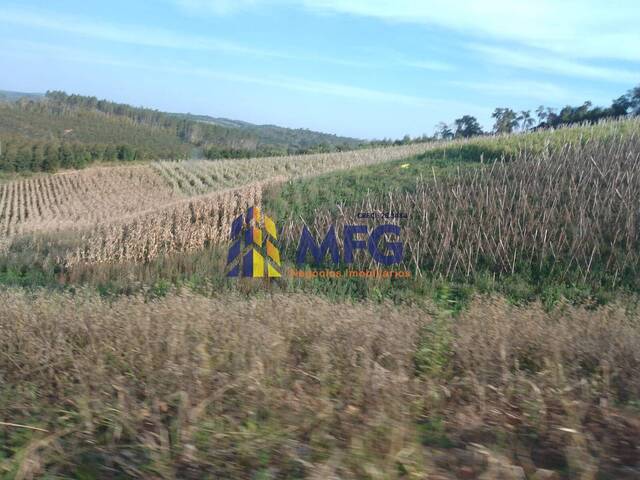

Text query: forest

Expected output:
[0,91,362,172]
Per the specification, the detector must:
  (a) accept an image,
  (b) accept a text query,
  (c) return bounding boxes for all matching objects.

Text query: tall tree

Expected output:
[629,85,640,115]
[434,122,454,140]
[491,108,519,134]
[518,110,534,131]
[611,95,632,116]
[454,116,483,138]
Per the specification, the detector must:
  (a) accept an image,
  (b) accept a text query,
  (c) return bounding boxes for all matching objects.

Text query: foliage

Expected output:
[44,90,257,149]
[266,118,640,298]
[453,115,483,138]
[0,291,638,478]
[0,90,366,173]
[491,107,519,134]
[0,100,190,165]
[538,85,640,128]
[0,136,164,172]
[174,113,363,151]
[3,119,640,306]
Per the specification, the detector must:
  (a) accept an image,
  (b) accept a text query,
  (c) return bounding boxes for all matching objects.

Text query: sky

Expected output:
[0,1,639,139]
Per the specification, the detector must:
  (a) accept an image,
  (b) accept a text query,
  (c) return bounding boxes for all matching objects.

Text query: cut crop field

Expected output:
[0,166,177,238]
[151,142,438,195]
[0,143,434,240]
[271,127,640,289]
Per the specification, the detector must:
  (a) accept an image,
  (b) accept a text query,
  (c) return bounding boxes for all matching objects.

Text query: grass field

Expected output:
[1,120,640,479]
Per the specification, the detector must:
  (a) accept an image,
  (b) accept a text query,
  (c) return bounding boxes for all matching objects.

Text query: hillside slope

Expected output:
[171,112,362,151]
[0,90,364,172]
[0,90,42,102]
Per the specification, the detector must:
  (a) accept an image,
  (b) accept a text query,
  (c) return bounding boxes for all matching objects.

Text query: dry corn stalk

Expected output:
[63,179,282,266]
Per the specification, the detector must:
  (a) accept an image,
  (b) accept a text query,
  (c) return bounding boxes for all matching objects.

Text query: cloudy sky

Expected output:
[1,1,638,138]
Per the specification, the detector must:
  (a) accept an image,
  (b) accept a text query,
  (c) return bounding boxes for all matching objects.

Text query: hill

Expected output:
[170,112,363,151]
[0,90,364,173]
[0,89,42,102]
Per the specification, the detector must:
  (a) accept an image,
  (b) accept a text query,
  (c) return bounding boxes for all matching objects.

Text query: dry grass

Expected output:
[278,129,640,285]
[0,165,177,238]
[62,180,279,266]
[0,142,440,263]
[0,290,425,479]
[0,143,437,241]
[152,143,440,195]
[445,297,640,478]
[0,290,638,478]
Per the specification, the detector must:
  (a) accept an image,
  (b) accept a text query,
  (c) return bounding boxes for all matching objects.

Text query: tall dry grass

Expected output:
[0,290,425,478]
[62,180,277,266]
[279,130,640,285]
[0,290,638,478]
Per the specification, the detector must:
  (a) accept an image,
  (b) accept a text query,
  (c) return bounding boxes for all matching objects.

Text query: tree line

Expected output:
[0,136,185,173]
[3,84,640,172]
[432,84,640,140]
[202,141,358,160]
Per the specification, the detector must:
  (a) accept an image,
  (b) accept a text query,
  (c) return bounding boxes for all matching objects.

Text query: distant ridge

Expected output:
[1,89,364,152]
[0,90,43,102]
[168,112,362,150]
[0,88,366,172]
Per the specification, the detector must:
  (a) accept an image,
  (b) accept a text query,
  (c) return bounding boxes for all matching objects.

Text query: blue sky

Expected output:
[0,1,639,139]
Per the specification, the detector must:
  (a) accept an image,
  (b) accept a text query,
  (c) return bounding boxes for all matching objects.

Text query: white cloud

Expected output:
[468,44,640,84]
[400,59,453,72]
[5,39,479,110]
[173,0,261,15]
[0,5,458,73]
[0,6,283,57]
[299,0,640,63]
[0,6,401,69]
[0,6,374,68]
[166,0,640,78]
[451,79,573,103]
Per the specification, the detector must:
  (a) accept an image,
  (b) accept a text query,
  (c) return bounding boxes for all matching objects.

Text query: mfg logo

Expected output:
[296,224,403,266]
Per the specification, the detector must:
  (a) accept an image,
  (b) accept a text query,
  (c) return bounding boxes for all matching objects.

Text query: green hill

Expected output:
[0,90,42,102]
[170,112,363,152]
[0,90,364,173]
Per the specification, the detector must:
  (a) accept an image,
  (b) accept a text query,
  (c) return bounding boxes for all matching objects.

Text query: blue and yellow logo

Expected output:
[226,206,281,277]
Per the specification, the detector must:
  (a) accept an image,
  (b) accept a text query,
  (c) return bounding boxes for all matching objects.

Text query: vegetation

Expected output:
[1,291,638,478]
[173,113,363,153]
[0,165,178,237]
[1,115,640,478]
[3,82,640,174]
[0,142,435,245]
[434,82,640,140]
[0,90,365,172]
[2,119,640,303]
[153,143,437,195]
[0,98,191,171]
[63,182,263,267]
[43,91,258,149]
[263,120,640,299]
[453,115,484,138]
